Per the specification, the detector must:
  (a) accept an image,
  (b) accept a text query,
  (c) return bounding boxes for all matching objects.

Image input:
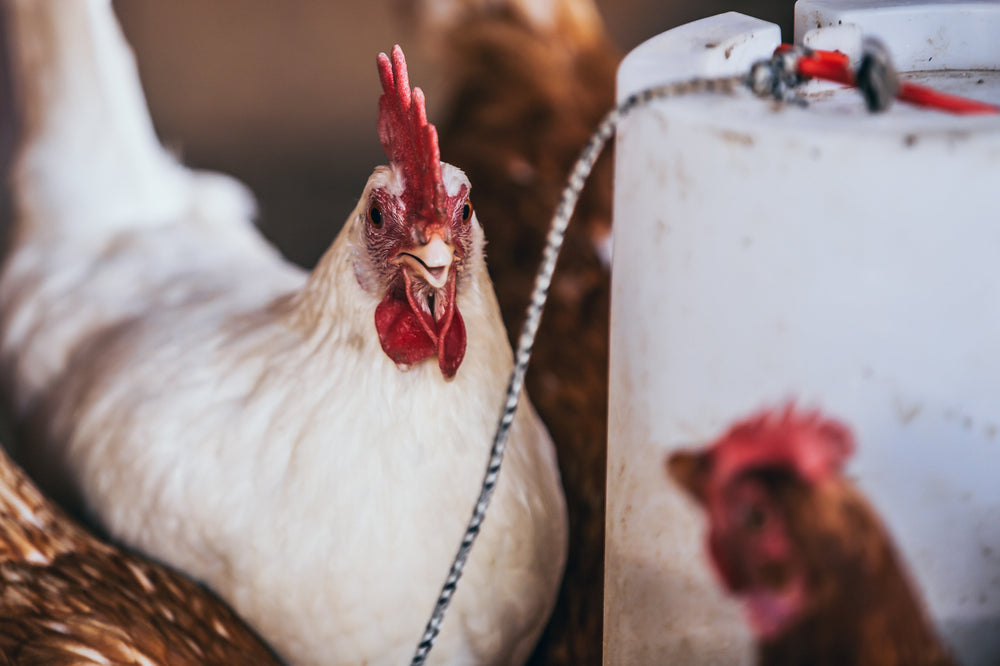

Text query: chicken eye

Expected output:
[368,204,383,229]
[461,201,473,223]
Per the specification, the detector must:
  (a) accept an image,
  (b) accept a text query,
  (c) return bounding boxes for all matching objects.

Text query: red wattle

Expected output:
[438,307,466,379]
[374,272,467,378]
[375,288,436,366]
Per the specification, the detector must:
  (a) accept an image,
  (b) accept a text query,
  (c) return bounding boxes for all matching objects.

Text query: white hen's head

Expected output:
[353,45,477,379]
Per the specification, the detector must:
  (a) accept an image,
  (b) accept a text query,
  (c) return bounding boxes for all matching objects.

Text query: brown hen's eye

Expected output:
[461,201,473,223]
[368,204,383,228]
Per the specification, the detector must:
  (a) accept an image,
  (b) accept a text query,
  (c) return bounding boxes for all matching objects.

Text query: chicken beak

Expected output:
[394,235,455,289]
[376,231,466,377]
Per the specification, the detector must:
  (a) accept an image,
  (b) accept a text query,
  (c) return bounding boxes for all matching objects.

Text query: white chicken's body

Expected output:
[0,2,567,665]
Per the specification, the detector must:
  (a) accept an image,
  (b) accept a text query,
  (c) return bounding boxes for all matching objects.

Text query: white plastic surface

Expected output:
[796,0,1000,71]
[615,12,780,105]
[607,2,1000,664]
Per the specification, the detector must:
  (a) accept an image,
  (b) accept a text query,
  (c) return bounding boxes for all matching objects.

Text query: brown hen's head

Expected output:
[666,406,855,640]
[365,45,475,379]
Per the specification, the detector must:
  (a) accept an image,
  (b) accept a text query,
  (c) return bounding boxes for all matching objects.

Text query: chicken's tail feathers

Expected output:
[3,0,254,239]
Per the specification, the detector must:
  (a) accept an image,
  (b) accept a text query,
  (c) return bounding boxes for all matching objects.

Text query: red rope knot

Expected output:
[758,40,999,115]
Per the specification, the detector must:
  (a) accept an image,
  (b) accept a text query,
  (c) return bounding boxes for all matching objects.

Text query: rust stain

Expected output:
[893,398,922,426]
[716,129,753,147]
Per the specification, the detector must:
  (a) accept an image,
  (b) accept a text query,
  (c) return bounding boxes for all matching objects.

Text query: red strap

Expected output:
[897,81,1000,115]
[774,44,999,115]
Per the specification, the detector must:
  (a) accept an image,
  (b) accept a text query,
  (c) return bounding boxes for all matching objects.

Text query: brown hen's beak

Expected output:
[394,235,454,289]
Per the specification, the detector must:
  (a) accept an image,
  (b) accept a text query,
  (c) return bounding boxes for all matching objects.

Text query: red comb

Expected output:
[709,405,855,489]
[376,45,446,223]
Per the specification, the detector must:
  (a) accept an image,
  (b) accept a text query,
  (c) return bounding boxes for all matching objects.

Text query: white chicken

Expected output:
[0,1,567,665]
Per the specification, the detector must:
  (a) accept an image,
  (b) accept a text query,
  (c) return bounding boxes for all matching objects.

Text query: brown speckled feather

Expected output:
[0,446,281,665]
[429,5,619,664]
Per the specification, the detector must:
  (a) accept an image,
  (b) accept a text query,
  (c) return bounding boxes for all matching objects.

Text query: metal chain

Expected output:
[410,74,743,666]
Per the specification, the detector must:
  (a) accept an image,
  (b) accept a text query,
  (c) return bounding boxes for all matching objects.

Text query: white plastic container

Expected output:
[605,2,1000,664]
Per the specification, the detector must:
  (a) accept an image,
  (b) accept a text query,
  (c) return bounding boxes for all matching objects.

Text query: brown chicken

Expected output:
[408,1,620,663]
[0,442,281,665]
[667,406,957,666]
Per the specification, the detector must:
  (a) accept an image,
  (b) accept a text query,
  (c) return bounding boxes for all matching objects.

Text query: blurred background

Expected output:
[0,0,793,268]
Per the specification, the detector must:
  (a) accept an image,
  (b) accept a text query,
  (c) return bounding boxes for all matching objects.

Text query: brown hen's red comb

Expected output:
[710,405,855,488]
[377,45,446,223]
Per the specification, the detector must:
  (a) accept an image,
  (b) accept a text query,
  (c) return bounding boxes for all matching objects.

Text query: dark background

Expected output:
[0,0,794,268]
